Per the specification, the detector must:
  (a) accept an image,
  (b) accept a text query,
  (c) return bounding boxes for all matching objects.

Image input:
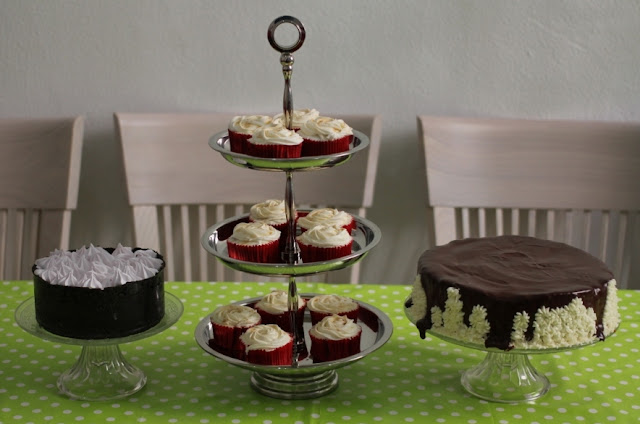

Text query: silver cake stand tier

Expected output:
[15,292,183,401]
[404,295,609,403]
[201,212,381,277]
[209,129,370,171]
[195,294,393,399]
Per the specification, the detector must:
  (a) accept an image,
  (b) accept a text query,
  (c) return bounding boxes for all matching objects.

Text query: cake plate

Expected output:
[15,292,183,401]
[404,295,604,403]
[195,294,392,399]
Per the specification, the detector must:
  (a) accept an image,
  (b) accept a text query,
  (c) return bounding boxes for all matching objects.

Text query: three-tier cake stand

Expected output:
[195,16,391,399]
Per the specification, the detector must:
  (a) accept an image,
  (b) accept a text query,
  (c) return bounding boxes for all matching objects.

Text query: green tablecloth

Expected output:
[1,280,639,424]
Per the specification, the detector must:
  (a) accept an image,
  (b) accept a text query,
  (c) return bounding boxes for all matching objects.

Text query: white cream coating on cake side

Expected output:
[228,222,280,246]
[297,208,353,231]
[273,108,319,128]
[254,289,306,315]
[210,304,261,328]
[308,294,359,314]
[249,199,287,225]
[239,324,292,352]
[249,122,303,146]
[228,115,272,134]
[34,244,163,289]
[309,314,361,341]
[296,224,352,248]
[298,116,353,141]
[407,275,620,349]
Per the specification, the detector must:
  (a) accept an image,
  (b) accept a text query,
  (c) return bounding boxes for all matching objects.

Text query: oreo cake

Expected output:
[406,235,620,350]
[33,244,166,339]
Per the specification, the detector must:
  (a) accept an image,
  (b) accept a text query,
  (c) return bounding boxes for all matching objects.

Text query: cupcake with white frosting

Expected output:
[309,314,362,363]
[227,222,281,263]
[249,199,297,247]
[307,294,360,325]
[239,324,293,365]
[246,122,303,158]
[298,116,353,156]
[273,108,320,131]
[209,304,261,358]
[253,289,306,334]
[297,208,355,234]
[228,115,272,154]
[296,224,353,263]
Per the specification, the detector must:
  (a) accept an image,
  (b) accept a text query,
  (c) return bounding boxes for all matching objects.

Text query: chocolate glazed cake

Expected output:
[406,236,620,350]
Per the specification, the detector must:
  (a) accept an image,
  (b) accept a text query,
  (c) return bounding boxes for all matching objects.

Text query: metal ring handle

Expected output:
[267,16,306,53]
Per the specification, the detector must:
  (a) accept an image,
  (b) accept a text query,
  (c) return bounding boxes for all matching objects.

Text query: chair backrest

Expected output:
[0,117,84,280]
[115,112,381,283]
[418,115,640,289]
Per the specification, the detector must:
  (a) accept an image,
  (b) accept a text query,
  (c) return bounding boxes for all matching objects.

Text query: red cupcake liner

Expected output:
[301,134,353,157]
[297,240,353,263]
[255,305,306,334]
[309,306,360,326]
[228,130,252,154]
[241,340,293,365]
[310,331,362,363]
[227,238,280,263]
[246,142,302,158]
[211,322,258,359]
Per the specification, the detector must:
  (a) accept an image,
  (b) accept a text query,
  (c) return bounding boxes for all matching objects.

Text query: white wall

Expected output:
[2,0,639,285]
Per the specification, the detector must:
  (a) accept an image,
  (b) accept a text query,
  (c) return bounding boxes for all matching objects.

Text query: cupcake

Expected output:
[307,294,360,325]
[249,199,297,247]
[226,222,281,263]
[239,324,293,365]
[298,116,353,156]
[253,289,306,334]
[296,224,353,262]
[209,304,261,358]
[309,314,362,363]
[246,122,303,158]
[227,115,272,154]
[273,108,320,131]
[297,208,355,234]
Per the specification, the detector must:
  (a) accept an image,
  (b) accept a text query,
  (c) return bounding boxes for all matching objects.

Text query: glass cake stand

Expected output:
[15,292,183,401]
[404,295,603,403]
[195,294,393,399]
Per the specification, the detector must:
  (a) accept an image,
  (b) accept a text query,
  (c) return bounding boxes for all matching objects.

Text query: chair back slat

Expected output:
[0,117,83,279]
[419,116,640,289]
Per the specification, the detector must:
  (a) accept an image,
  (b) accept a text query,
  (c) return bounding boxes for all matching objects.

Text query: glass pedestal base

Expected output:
[58,345,147,401]
[461,352,550,403]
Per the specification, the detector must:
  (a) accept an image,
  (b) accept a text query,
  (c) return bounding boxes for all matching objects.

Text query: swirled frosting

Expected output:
[296,224,352,248]
[228,222,280,246]
[308,294,358,314]
[254,289,306,314]
[309,315,361,341]
[297,208,353,231]
[210,304,261,328]
[228,115,272,135]
[33,244,163,289]
[273,108,320,129]
[298,116,353,141]
[239,324,292,352]
[249,122,303,146]
[250,199,287,226]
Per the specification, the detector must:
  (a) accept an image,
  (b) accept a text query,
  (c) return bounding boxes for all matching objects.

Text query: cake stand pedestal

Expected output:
[15,292,183,401]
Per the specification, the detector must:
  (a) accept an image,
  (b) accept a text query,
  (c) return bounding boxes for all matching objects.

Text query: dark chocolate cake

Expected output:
[406,235,620,350]
[33,247,165,339]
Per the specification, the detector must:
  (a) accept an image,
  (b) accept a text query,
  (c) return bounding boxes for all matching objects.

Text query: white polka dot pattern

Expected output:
[1,281,639,423]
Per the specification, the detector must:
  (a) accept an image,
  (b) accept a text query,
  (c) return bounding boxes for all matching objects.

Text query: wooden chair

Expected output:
[115,112,381,283]
[0,117,84,280]
[418,115,640,289]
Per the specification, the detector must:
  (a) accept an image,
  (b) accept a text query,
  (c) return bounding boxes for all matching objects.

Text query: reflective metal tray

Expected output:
[209,129,370,171]
[200,212,381,277]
